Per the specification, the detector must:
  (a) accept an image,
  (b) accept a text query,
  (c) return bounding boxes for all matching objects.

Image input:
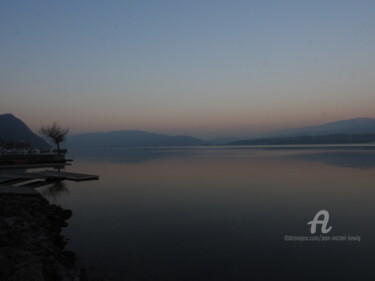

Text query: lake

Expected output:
[41,146,375,280]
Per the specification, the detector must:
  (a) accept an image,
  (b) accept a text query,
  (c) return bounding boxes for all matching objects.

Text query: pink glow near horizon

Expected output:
[1,1,375,139]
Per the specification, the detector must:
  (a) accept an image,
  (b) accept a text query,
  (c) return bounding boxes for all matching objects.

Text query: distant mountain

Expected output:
[261,118,375,138]
[231,134,375,145]
[67,130,209,148]
[230,118,375,145]
[0,113,50,149]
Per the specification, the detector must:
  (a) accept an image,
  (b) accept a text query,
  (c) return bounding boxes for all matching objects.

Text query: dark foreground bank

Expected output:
[0,193,87,281]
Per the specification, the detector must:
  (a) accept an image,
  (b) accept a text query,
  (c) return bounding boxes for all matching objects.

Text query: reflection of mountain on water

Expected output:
[67,147,194,163]
[280,150,375,169]
[68,146,375,168]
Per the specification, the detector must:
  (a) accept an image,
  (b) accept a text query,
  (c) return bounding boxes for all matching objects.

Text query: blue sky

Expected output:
[1,0,374,138]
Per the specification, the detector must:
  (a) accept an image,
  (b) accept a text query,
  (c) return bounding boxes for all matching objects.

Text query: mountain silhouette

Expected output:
[67,130,209,148]
[231,118,375,145]
[0,113,50,149]
[261,118,375,138]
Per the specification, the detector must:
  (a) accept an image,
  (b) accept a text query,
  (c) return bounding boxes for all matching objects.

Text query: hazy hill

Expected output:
[231,134,375,145]
[261,118,375,138]
[0,114,50,149]
[67,130,209,148]
[231,118,375,145]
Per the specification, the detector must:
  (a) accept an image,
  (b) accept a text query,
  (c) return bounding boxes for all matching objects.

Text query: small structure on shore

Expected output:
[0,169,98,192]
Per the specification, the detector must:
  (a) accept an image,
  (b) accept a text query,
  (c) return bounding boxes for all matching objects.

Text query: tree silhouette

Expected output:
[39,122,69,153]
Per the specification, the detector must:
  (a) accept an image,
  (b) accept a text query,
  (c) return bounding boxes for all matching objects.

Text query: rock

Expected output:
[0,194,84,281]
[3,216,17,227]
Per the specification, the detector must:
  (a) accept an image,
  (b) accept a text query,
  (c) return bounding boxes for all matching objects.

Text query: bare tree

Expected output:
[39,122,69,153]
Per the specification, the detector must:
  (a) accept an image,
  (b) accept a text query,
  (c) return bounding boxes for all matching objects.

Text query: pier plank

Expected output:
[0,170,99,183]
[37,171,99,181]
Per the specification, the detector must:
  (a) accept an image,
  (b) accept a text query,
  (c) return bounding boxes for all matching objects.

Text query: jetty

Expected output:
[0,147,98,196]
[0,169,98,192]
[0,170,98,182]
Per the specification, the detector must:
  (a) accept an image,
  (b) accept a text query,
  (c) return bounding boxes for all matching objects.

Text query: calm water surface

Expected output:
[42,146,375,280]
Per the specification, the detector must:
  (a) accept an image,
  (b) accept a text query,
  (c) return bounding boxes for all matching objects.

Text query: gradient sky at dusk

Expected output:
[1,0,374,139]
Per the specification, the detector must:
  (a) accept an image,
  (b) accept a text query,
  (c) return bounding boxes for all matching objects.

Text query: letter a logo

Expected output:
[307,210,332,234]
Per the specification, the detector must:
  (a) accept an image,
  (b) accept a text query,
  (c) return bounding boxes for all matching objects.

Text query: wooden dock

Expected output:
[0,163,70,169]
[0,151,98,196]
[0,170,98,182]
[0,170,99,195]
[37,171,99,181]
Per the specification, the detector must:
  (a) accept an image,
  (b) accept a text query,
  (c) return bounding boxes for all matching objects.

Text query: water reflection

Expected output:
[68,147,195,163]
[69,145,375,168]
[278,150,375,169]
[39,180,69,201]
[59,147,375,281]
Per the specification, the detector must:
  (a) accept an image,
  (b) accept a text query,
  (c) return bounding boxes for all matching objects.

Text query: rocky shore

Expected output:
[0,193,86,281]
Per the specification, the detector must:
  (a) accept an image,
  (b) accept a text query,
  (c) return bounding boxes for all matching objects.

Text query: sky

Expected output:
[1,0,375,139]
